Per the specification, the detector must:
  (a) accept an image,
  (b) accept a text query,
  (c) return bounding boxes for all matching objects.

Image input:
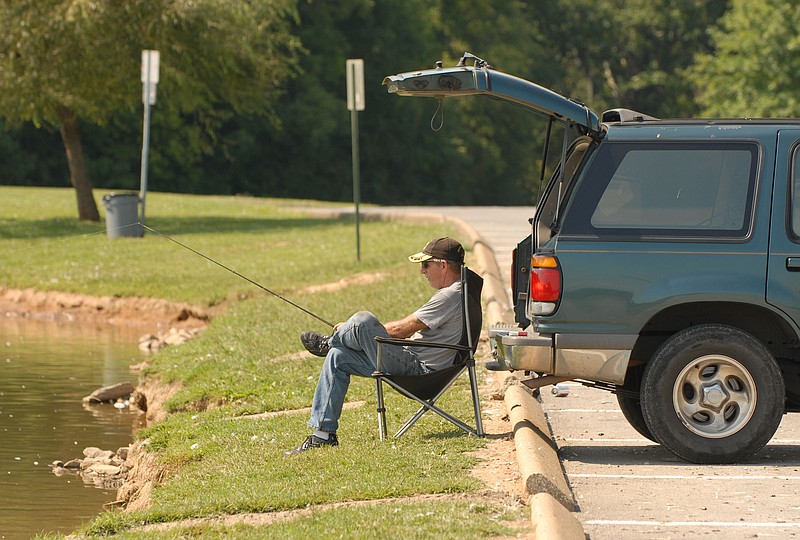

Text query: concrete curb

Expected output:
[294,205,584,538]
[505,383,575,510]
[530,492,587,540]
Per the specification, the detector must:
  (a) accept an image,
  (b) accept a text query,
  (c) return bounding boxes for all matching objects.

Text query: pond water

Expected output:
[0,316,146,540]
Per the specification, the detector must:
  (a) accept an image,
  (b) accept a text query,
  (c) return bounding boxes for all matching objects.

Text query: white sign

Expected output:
[141,50,160,105]
[346,59,365,111]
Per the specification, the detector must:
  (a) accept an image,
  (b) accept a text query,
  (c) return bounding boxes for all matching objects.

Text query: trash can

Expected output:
[102,193,142,238]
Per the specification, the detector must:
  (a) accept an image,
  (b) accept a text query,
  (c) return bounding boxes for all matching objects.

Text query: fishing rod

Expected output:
[141,223,335,328]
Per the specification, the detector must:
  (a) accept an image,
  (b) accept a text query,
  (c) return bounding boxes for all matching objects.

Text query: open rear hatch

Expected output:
[383,53,602,138]
[384,54,604,331]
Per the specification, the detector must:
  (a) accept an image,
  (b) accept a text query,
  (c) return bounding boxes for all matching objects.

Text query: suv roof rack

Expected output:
[602,108,659,123]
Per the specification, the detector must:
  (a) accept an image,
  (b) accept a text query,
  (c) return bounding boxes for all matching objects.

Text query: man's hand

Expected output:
[385,314,427,339]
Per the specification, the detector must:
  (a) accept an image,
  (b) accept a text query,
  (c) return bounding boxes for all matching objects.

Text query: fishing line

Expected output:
[3,227,111,255]
[140,223,335,328]
[2,223,149,257]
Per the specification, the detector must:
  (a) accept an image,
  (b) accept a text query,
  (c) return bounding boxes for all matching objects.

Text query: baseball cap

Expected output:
[408,237,465,264]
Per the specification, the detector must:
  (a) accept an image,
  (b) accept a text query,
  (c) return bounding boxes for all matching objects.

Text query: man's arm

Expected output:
[385,314,427,339]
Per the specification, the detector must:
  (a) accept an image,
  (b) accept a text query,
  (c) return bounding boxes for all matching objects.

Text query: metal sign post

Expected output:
[140,50,160,235]
[346,59,365,261]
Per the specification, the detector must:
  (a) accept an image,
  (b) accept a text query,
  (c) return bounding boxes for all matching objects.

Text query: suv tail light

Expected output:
[530,255,561,315]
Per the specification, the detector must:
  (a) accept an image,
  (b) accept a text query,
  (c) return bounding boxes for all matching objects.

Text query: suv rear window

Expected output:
[561,142,759,240]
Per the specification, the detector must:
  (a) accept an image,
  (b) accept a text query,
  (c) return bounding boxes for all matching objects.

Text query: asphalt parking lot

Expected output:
[541,383,800,539]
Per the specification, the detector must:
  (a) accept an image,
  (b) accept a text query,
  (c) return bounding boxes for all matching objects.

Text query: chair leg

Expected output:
[391,371,463,437]
[468,363,484,437]
[394,403,429,438]
[394,401,477,438]
[375,377,388,440]
[386,376,478,437]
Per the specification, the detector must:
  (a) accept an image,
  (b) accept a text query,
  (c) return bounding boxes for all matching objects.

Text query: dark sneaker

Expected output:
[300,331,330,357]
[284,433,339,456]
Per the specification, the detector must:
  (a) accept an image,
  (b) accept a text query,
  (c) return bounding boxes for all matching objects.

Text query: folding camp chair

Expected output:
[372,265,484,439]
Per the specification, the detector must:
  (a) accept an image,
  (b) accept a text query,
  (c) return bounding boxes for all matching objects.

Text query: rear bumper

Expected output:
[488,325,634,384]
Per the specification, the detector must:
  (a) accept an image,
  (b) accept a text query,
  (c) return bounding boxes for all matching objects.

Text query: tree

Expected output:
[690,0,800,117]
[245,0,556,205]
[531,0,728,117]
[0,0,301,221]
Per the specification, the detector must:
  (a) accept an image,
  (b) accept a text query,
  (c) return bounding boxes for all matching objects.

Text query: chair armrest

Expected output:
[374,336,468,352]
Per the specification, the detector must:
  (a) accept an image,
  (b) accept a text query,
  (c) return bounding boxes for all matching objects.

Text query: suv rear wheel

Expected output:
[616,393,657,443]
[641,324,784,463]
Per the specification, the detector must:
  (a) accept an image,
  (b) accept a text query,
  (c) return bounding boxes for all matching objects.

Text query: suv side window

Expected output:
[535,137,594,250]
[561,142,759,240]
[792,145,800,238]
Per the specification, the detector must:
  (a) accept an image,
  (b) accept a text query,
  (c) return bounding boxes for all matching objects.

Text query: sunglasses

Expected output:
[421,259,444,269]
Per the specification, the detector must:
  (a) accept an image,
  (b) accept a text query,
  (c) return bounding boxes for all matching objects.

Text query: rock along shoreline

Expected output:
[1,287,203,512]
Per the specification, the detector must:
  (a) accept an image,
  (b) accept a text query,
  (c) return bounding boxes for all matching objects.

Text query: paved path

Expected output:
[359,205,533,295]
[382,205,800,539]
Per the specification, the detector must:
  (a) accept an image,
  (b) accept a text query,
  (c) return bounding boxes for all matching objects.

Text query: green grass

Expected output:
[0,186,431,305]
[87,500,523,539]
[147,263,437,413]
[7,187,522,538]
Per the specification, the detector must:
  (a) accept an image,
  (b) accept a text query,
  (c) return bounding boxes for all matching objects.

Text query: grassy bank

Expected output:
[3,186,434,305]
[4,187,524,538]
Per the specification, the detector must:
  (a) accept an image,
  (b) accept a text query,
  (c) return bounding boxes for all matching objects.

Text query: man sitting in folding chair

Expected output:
[286,237,470,455]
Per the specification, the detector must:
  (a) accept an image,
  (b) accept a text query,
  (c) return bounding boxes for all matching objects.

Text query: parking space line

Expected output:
[545,409,622,413]
[561,437,800,444]
[573,473,800,480]
[562,438,650,442]
[586,520,800,528]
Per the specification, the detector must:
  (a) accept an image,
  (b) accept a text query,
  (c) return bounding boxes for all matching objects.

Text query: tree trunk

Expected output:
[57,106,100,222]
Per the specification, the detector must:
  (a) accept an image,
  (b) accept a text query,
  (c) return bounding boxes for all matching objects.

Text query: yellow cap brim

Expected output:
[408,251,433,263]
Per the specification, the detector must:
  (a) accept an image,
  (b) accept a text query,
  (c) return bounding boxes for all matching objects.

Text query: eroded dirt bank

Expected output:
[0,287,211,329]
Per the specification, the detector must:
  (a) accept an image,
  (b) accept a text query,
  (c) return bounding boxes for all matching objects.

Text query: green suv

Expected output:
[385,54,800,464]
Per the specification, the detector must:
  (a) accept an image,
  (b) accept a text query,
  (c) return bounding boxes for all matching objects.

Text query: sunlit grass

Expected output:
[0,187,436,305]
[84,500,524,539]
[146,263,434,412]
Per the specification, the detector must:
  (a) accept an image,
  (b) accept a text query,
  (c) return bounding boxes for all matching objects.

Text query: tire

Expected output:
[640,324,784,464]
[617,393,657,443]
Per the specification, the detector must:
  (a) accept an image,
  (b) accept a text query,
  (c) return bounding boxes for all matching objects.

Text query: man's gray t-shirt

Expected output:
[408,280,463,371]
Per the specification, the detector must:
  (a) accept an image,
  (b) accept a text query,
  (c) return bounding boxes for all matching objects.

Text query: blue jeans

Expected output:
[309,311,427,433]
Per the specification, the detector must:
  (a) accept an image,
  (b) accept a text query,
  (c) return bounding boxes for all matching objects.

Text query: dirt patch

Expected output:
[298,271,390,294]
[129,376,183,425]
[134,492,508,533]
[471,373,524,499]
[469,339,530,536]
[0,286,210,330]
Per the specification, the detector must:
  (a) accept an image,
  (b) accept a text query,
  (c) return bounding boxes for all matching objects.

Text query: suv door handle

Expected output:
[787,257,800,270]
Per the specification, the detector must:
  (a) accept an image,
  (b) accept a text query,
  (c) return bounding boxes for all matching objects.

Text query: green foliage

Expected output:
[691,0,800,117]
[8,0,779,206]
[529,0,728,117]
[0,0,302,128]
